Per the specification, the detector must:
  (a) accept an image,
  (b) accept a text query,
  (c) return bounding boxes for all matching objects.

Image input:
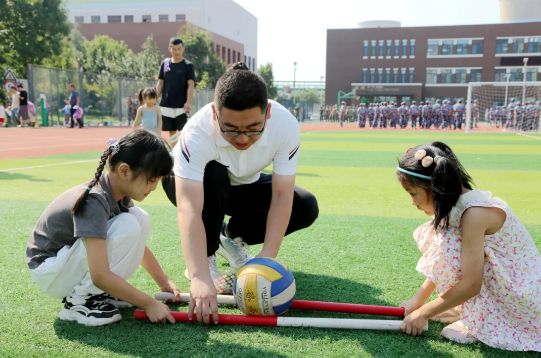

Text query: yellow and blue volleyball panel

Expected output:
[234,257,296,316]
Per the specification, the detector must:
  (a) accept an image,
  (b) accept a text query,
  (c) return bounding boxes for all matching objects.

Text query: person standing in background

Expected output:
[8,86,20,127]
[18,84,31,127]
[68,84,81,128]
[156,37,195,138]
[294,103,301,122]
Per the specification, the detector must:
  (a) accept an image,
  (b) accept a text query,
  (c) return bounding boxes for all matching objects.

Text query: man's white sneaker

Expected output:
[216,233,254,269]
[184,255,235,294]
[59,293,122,327]
[184,255,223,281]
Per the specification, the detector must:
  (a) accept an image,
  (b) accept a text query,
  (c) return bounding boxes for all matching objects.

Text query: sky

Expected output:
[233,0,500,81]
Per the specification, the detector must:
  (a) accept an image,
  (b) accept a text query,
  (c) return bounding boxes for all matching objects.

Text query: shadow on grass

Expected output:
[296,172,322,178]
[53,273,461,358]
[0,172,52,182]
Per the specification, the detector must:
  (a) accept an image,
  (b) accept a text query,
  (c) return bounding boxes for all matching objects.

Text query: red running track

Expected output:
[0,123,505,160]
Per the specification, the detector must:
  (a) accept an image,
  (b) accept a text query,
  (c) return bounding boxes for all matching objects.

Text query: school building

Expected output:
[64,0,258,71]
[325,0,541,105]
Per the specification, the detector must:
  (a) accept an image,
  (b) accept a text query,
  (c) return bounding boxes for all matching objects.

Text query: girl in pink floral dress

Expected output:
[396,141,541,351]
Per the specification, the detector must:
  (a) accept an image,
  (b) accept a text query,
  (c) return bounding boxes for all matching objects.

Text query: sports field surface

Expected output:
[1,125,540,357]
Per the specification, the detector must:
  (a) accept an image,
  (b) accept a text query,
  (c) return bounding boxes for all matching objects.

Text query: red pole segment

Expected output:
[134,310,279,326]
[154,292,405,317]
[290,300,405,317]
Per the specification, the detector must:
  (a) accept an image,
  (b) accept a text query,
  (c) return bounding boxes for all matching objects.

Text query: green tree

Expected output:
[79,35,137,78]
[0,0,70,78]
[179,28,225,88]
[295,89,321,104]
[258,63,278,100]
[135,34,164,81]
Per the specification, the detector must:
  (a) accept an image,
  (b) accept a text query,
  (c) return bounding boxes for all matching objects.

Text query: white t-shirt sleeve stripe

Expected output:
[173,131,213,182]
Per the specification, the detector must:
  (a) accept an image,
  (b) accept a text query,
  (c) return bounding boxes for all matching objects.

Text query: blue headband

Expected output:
[396,167,431,180]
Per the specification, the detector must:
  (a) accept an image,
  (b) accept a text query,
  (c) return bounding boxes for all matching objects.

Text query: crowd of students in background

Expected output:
[321,98,540,131]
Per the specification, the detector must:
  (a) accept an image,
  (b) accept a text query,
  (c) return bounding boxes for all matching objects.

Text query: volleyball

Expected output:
[234,257,296,316]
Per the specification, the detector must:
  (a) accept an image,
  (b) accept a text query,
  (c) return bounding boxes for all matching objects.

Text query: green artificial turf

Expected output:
[0,131,539,357]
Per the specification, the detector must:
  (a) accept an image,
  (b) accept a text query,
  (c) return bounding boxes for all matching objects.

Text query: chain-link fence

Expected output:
[27,65,215,127]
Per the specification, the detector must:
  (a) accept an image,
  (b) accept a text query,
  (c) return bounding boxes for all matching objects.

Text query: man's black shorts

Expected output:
[162,113,188,131]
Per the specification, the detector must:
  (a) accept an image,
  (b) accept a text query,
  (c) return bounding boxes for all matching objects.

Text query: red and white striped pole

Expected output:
[134,311,424,331]
[154,292,405,317]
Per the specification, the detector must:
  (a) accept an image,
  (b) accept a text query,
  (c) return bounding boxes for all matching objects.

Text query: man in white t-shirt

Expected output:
[162,64,319,324]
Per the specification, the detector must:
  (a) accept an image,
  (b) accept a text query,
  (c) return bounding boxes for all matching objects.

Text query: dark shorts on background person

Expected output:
[162,113,188,131]
[19,105,29,120]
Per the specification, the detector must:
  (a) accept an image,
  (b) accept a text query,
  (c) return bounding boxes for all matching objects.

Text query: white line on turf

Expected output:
[516,133,541,140]
[0,159,97,172]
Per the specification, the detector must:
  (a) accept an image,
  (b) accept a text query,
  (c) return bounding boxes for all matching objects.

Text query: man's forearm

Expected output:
[186,84,194,105]
[178,209,210,279]
[156,81,164,100]
[261,193,294,257]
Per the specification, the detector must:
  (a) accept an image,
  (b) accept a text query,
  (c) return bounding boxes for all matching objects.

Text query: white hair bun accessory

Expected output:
[414,149,426,161]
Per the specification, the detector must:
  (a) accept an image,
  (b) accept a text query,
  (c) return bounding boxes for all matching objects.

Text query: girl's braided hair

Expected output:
[72,129,173,214]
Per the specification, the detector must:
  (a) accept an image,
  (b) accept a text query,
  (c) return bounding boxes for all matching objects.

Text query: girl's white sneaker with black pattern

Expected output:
[59,294,122,326]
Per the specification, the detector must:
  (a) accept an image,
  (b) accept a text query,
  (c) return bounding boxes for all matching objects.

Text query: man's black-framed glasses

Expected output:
[215,109,268,137]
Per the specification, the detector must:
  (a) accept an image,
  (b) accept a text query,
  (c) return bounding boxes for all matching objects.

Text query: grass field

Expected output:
[1,130,540,358]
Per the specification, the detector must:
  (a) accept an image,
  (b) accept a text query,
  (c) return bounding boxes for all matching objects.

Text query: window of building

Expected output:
[232,50,236,64]
[124,15,133,23]
[227,48,231,64]
[510,68,523,81]
[456,40,468,55]
[401,68,406,83]
[410,40,416,56]
[142,15,151,22]
[370,69,375,83]
[402,40,408,56]
[495,69,507,82]
[379,40,384,56]
[371,41,376,56]
[393,69,398,83]
[386,40,392,56]
[238,52,241,62]
[108,15,121,23]
[91,16,100,24]
[362,69,368,83]
[159,15,169,22]
[527,68,538,81]
[496,39,508,54]
[426,70,438,84]
[385,69,391,83]
[470,69,482,82]
[363,41,369,56]
[427,40,439,56]
[253,58,256,71]
[528,37,541,53]
[456,69,467,83]
[394,40,400,56]
[378,69,383,83]
[511,38,524,53]
[244,55,246,63]
[472,40,484,54]
[74,16,84,24]
[442,40,453,55]
[176,14,186,21]
[409,68,414,83]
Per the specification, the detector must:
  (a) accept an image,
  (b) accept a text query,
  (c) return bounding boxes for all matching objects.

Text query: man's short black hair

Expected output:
[169,37,183,46]
[214,68,267,114]
[18,84,23,89]
[69,84,74,88]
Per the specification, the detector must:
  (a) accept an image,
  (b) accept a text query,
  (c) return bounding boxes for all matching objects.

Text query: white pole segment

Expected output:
[466,83,473,133]
[155,292,236,305]
[277,317,428,331]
